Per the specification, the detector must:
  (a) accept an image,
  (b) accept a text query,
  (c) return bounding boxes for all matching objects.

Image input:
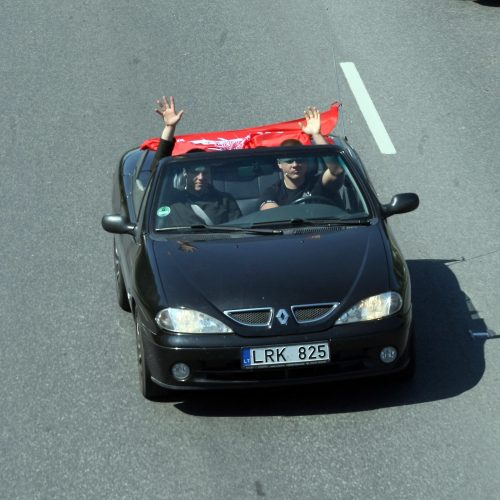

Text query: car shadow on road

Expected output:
[172,259,493,416]
[457,0,500,6]
[473,0,500,6]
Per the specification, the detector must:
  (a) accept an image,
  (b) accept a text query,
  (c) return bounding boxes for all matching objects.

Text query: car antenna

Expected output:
[330,30,348,142]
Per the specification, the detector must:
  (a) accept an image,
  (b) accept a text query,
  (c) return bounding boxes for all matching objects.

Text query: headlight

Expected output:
[335,292,402,324]
[155,308,233,334]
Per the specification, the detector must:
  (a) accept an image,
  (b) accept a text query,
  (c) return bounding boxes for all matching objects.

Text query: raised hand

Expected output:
[299,106,321,136]
[155,95,184,127]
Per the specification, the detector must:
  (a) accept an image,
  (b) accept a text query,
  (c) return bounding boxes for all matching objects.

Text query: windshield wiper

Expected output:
[156,224,283,235]
[252,218,372,228]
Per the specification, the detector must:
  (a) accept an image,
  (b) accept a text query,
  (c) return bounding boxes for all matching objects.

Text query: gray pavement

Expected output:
[1,0,499,498]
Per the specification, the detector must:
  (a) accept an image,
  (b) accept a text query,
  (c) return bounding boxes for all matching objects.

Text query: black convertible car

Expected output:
[102,138,419,399]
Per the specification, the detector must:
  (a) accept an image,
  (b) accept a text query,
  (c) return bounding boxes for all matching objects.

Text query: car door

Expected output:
[117,149,155,297]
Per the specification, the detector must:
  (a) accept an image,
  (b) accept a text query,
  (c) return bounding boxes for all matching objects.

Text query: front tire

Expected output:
[114,241,131,312]
[135,317,164,400]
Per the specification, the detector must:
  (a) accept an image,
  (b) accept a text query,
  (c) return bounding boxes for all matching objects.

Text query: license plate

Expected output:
[242,342,330,369]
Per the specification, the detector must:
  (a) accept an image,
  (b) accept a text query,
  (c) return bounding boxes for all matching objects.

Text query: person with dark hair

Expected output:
[152,96,241,226]
[259,106,345,210]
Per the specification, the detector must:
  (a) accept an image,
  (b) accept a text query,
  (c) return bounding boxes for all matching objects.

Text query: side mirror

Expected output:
[381,193,419,218]
[101,214,136,235]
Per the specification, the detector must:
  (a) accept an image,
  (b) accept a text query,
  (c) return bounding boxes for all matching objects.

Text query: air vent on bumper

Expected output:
[224,308,273,327]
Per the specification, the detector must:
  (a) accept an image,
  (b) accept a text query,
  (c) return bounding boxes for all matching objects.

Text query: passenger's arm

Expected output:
[155,95,184,141]
[151,96,184,172]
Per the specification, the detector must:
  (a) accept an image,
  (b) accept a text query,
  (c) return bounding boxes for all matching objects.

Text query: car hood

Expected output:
[150,225,390,333]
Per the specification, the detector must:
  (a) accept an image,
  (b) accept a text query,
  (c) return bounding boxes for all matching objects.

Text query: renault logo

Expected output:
[275,309,289,325]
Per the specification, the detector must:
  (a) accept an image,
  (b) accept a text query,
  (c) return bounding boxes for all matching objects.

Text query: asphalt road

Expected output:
[1,1,499,498]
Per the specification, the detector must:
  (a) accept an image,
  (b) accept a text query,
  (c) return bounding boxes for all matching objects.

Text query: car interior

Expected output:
[126,149,367,228]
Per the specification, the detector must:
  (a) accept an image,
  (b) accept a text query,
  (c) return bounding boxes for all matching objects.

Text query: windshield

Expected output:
[150,150,371,231]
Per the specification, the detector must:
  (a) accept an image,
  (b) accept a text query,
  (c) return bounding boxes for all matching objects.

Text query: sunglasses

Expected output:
[279,158,303,164]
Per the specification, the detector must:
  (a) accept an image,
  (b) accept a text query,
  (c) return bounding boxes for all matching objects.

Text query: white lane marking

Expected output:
[340,62,396,155]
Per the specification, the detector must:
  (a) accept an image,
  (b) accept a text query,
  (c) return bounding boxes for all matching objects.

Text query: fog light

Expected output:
[171,362,190,381]
[380,346,398,364]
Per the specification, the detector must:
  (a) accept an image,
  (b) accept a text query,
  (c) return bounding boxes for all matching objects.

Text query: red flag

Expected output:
[140,102,340,154]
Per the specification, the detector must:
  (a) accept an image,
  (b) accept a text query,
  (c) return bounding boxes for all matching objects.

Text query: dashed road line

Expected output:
[340,62,396,155]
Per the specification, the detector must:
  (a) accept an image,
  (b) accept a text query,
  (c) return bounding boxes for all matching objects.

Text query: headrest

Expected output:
[172,172,186,190]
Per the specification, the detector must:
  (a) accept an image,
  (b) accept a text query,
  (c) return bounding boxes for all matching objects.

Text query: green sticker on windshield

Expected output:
[157,206,171,217]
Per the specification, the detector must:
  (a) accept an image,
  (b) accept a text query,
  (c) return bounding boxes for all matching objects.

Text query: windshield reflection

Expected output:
[152,151,370,231]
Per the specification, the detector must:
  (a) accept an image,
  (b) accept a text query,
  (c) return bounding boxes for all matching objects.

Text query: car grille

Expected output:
[224,308,273,327]
[291,303,340,324]
[225,304,339,327]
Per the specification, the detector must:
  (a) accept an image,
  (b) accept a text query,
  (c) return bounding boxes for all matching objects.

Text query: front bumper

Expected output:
[140,312,413,391]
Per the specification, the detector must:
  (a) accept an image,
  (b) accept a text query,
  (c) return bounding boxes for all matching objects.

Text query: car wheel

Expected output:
[114,241,131,312]
[135,317,164,400]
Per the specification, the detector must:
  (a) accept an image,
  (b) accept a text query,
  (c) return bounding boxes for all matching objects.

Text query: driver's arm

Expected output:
[259,192,279,211]
[260,201,279,211]
[300,106,344,188]
[321,157,345,188]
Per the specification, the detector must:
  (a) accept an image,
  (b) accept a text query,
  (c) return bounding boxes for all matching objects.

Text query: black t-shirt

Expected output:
[163,187,242,226]
[259,173,342,208]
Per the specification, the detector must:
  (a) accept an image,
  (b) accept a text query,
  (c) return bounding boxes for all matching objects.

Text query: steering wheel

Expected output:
[292,195,338,206]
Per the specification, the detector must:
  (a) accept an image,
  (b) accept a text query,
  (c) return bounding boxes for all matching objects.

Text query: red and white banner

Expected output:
[140,102,341,155]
